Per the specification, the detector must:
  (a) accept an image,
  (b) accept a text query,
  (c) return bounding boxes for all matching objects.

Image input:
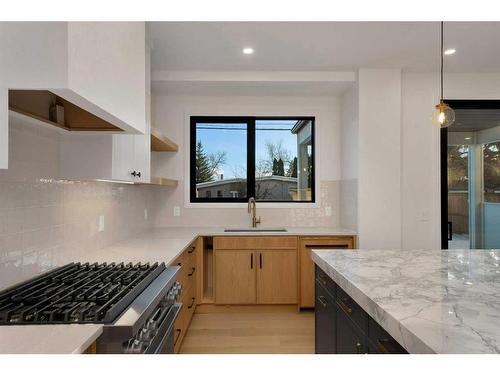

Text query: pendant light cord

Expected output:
[440,21,444,102]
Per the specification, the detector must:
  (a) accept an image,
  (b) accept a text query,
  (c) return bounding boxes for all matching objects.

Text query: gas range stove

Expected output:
[0,262,182,353]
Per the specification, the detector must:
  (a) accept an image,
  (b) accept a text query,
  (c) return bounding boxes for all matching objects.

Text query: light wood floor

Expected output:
[180,305,314,354]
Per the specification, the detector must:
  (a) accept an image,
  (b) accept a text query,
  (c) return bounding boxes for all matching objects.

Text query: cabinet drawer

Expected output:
[368,317,407,354]
[315,266,336,295]
[185,241,198,265]
[315,281,336,353]
[336,287,367,333]
[182,285,196,325]
[173,253,197,287]
[335,303,367,354]
[214,236,297,250]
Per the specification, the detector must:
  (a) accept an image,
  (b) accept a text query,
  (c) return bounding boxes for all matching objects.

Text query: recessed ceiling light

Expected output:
[444,48,456,56]
[465,137,471,140]
[242,47,254,55]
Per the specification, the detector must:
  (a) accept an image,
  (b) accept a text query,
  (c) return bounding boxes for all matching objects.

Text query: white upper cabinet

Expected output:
[0,22,146,133]
[59,133,150,183]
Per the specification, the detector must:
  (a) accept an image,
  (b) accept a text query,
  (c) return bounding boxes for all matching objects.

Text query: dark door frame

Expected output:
[440,100,500,249]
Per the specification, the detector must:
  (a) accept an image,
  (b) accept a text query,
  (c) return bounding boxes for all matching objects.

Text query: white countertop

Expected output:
[0,324,102,354]
[311,248,500,354]
[1,226,354,354]
[75,226,356,266]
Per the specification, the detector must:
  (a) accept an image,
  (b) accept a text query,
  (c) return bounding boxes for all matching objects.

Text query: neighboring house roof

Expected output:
[196,175,298,188]
[291,119,309,134]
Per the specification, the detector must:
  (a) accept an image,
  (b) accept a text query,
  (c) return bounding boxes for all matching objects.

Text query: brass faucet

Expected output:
[247,197,261,228]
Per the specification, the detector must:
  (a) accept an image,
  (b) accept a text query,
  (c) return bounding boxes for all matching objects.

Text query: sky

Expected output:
[196,119,298,179]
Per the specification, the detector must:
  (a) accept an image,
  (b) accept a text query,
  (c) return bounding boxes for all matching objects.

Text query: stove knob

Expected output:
[166,292,176,303]
[148,318,158,330]
[138,328,153,342]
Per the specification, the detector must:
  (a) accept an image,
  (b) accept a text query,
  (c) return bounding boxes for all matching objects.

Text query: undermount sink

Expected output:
[224,228,288,232]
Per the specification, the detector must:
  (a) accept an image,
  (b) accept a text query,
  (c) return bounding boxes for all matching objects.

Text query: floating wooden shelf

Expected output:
[145,176,178,186]
[151,127,179,152]
[9,90,122,132]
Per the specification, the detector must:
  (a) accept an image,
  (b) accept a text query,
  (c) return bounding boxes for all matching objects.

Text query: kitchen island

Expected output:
[312,249,500,354]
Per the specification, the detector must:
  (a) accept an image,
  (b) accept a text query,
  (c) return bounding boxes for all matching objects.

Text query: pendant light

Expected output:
[432,21,455,128]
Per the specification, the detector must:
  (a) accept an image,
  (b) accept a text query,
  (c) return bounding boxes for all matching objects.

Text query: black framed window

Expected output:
[190,116,315,203]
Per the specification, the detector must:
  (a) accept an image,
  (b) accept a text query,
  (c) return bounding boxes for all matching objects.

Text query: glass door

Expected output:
[442,101,500,249]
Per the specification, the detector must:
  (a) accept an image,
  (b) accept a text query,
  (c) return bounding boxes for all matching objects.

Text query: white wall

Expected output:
[357,69,402,249]
[151,95,342,227]
[0,117,157,290]
[340,83,358,230]
[401,72,441,250]
[400,71,500,250]
[0,88,7,170]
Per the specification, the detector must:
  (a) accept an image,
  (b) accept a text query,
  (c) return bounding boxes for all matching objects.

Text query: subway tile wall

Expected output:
[0,118,156,290]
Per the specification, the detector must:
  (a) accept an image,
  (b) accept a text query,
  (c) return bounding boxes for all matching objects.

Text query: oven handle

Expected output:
[152,303,182,354]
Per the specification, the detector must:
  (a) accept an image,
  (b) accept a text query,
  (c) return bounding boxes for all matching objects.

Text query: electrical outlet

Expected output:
[173,206,180,217]
[325,206,332,217]
[98,215,105,232]
[144,208,148,220]
[420,209,430,222]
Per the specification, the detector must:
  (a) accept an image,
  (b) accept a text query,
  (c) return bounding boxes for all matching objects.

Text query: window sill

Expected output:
[184,202,320,209]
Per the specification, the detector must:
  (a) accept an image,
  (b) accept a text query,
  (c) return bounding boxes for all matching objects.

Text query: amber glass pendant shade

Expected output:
[432,100,455,128]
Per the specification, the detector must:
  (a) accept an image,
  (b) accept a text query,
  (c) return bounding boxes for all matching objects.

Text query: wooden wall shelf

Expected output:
[151,127,179,152]
[9,90,122,132]
[138,176,178,186]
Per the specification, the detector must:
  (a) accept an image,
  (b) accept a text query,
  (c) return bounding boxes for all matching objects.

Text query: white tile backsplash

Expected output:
[0,119,156,290]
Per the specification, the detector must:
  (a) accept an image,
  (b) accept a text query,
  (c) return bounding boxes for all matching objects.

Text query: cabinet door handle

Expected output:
[259,253,262,269]
[356,342,363,354]
[318,274,327,285]
[174,329,182,346]
[188,297,195,309]
[188,246,196,254]
[318,295,328,308]
[377,338,400,354]
[337,298,353,315]
[250,253,253,269]
[188,267,196,277]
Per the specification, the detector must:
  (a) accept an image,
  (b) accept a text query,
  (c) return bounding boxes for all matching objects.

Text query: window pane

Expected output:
[255,119,313,201]
[195,122,247,199]
[483,141,500,203]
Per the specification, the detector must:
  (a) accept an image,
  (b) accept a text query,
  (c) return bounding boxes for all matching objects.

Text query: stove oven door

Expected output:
[148,303,181,354]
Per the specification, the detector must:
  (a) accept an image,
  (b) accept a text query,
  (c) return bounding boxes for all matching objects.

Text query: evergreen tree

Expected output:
[272,158,279,175]
[196,141,214,183]
[288,157,298,178]
[277,158,285,176]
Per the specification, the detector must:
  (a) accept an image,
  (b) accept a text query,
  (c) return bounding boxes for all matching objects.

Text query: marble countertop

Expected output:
[311,249,500,354]
[0,324,102,354]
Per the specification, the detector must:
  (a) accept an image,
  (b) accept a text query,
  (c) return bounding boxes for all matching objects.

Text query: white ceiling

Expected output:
[150,22,500,72]
[451,109,500,132]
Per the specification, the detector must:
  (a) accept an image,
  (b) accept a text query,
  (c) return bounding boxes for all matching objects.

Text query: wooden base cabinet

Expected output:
[215,250,256,304]
[171,239,200,353]
[300,236,355,308]
[214,237,298,305]
[257,249,297,304]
